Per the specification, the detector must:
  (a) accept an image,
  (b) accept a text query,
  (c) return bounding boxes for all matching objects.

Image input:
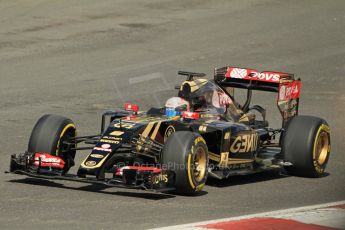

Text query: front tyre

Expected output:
[161,131,208,195]
[28,114,76,174]
[282,115,331,177]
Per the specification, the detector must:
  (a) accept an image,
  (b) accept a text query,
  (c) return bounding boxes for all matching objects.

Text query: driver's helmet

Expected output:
[165,97,190,117]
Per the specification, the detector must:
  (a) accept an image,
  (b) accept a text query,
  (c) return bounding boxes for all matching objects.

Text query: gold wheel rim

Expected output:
[192,147,207,182]
[315,131,329,165]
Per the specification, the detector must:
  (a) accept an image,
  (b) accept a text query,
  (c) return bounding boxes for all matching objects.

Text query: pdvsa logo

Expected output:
[251,72,280,82]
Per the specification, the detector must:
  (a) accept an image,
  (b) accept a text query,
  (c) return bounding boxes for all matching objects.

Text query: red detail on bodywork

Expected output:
[33,153,65,169]
[182,111,200,120]
[278,81,301,101]
[225,67,290,83]
[124,103,139,113]
[198,217,339,230]
[125,115,138,120]
[115,166,161,176]
[331,204,345,209]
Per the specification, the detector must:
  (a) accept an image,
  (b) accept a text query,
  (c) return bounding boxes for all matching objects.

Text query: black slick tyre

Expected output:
[161,131,208,195]
[28,114,76,174]
[282,115,331,177]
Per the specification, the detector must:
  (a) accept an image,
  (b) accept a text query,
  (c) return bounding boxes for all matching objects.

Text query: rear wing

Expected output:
[214,66,301,126]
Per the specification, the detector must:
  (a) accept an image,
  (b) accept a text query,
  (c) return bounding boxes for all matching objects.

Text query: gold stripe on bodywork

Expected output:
[150,121,162,140]
[137,122,156,151]
[141,122,155,137]
[227,158,253,164]
[209,152,252,165]
[209,154,220,162]
[208,152,221,162]
[209,152,220,158]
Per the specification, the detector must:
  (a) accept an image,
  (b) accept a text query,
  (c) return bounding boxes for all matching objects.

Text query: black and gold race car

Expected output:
[8,67,331,195]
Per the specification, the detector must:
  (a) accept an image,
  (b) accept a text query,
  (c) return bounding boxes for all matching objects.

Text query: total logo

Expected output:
[93,144,112,152]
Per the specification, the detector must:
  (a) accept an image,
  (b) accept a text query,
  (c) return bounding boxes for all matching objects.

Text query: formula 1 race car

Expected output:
[8,67,331,195]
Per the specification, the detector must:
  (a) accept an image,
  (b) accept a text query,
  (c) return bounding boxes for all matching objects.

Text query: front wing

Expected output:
[7,152,175,193]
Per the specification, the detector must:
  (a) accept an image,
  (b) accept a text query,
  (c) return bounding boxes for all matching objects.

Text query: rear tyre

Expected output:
[161,131,208,195]
[28,114,76,174]
[282,115,331,177]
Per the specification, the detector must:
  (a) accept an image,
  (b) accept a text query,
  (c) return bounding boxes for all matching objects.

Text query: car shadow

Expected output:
[206,170,290,188]
[7,178,177,200]
[317,172,330,178]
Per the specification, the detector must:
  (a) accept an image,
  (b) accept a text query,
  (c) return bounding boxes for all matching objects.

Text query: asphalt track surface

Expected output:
[0,1,344,229]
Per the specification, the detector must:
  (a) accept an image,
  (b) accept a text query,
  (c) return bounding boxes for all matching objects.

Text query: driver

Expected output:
[164,97,190,117]
[176,80,242,121]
